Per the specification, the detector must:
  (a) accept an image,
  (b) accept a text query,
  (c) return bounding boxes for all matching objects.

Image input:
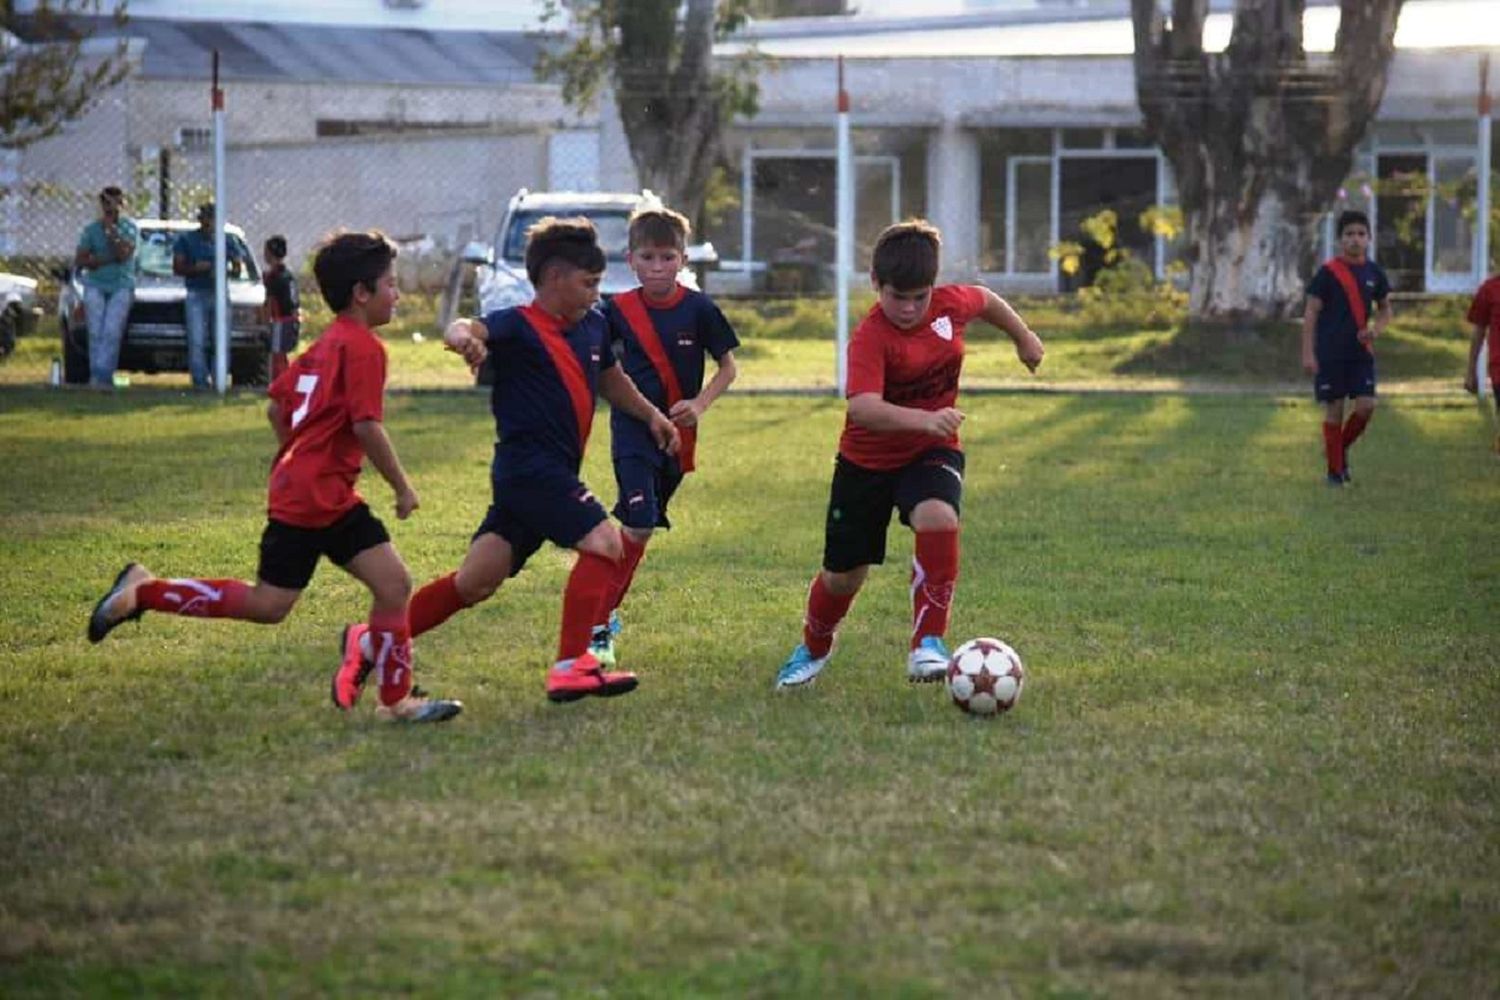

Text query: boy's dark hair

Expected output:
[524,216,605,286]
[628,206,691,251]
[99,186,123,203]
[312,229,397,312]
[1337,210,1370,236]
[872,219,942,290]
[265,235,288,260]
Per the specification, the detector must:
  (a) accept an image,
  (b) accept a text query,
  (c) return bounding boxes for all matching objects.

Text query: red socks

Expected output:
[911,529,959,649]
[408,572,469,639]
[367,607,413,707]
[601,532,648,627]
[135,578,251,619]
[1342,410,1372,449]
[558,551,621,661]
[803,573,855,659]
[1322,421,1345,477]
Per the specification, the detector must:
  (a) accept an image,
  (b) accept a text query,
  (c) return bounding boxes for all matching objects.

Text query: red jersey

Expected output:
[838,284,986,470]
[1466,275,1500,380]
[266,315,387,528]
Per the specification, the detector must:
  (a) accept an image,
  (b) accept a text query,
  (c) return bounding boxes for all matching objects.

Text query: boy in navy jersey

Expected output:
[87,231,461,723]
[262,235,301,381]
[590,206,739,666]
[1301,210,1392,486]
[775,219,1045,690]
[345,217,680,704]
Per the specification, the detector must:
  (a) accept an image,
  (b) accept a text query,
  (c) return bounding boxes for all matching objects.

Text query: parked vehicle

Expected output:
[0,271,41,358]
[462,189,717,316]
[56,219,271,386]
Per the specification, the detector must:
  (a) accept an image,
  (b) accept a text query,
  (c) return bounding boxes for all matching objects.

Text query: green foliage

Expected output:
[0,391,1496,995]
[1049,208,1188,330]
[0,1,130,149]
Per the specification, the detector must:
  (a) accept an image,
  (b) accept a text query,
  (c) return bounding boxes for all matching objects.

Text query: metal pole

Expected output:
[835,56,852,396]
[1478,54,1492,283]
[212,50,228,394]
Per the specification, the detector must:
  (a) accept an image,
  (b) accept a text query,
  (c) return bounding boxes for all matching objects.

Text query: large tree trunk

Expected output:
[1131,0,1404,321]
[613,0,722,225]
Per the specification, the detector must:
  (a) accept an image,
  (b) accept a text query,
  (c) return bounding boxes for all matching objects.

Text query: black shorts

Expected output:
[1314,355,1377,402]
[611,453,685,531]
[475,467,610,577]
[822,448,965,573]
[269,318,301,354]
[257,502,390,590]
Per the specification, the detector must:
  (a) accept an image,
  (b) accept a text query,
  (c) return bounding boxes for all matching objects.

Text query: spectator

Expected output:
[172,202,244,390]
[74,186,139,389]
[262,235,301,380]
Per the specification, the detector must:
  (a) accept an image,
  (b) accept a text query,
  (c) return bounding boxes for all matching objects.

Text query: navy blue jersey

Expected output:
[604,287,739,461]
[484,305,615,478]
[1307,259,1389,362]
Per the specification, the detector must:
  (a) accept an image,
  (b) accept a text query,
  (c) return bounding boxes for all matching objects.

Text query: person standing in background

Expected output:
[74,186,139,389]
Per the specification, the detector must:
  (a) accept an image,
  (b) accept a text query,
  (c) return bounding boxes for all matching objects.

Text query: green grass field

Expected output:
[1,381,1496,996]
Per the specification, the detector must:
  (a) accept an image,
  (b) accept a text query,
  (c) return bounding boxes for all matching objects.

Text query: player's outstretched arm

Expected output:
[443,318,488,370]
[353,420,419,520]
[600,366,681,454]
[977,287,1043,372]
[672,350,739,427]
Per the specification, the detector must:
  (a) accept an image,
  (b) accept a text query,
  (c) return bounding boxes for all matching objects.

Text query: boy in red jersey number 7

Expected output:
[776,219,1045,689]
[87,231,461,723]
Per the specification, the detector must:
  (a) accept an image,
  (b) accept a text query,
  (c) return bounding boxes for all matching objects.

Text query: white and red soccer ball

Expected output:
[946,637,1025,717]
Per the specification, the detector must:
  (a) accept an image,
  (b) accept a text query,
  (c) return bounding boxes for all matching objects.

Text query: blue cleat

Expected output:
[906,635,951,683]
[775,643,829,690]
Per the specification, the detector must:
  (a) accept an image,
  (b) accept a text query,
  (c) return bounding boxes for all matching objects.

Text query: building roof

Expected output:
[722,0,1500,58]
[25,17,551,86]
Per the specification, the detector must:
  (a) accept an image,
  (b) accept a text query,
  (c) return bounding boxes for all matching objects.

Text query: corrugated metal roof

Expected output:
[30,17,550,86]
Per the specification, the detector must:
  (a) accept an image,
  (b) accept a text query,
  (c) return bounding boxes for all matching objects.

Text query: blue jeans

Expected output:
[183,287,216,389]
[83,285,133,387]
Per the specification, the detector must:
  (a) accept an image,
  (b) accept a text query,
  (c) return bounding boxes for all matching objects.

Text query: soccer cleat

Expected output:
[1325,473,1345,488]
[331,623,374,711]
[775,643,829,690]
[87,562,150,643]
[587,610,624,667]
[1341,461,1352,484]
[374,686,463,723]
[546,651,638,703]
[906,635,951,684]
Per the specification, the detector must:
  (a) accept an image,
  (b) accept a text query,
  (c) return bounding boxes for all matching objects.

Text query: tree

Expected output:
[537,0,759,226]
[1,0,130,149]
[1131,0,1404,321]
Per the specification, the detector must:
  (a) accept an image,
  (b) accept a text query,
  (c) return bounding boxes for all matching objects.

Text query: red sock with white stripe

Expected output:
[911,529,959,649]
[368,607,413,707]
[1322,421,1345,477]
[558,551,620,663]
[803,573,855,660]
[135,578,251,619]
[600,532,648,628]
[408,572,469,639]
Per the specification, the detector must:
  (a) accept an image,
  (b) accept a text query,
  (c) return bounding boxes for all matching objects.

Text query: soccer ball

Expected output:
[946,637,1025,717]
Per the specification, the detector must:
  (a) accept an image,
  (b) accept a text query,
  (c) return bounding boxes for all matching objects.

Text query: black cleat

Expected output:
[87,562,149,643]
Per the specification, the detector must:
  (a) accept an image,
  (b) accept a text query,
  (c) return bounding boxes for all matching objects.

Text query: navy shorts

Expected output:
[257,502,390,590]
[612,453,685,531]
[269,318,301,354]
[1315,355,1377,402]
[822,448,965,573]
[475,467,609,576]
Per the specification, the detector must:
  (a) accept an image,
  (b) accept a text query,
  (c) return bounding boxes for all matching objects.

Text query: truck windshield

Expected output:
[501,210,631,263]
[136,228,260,282]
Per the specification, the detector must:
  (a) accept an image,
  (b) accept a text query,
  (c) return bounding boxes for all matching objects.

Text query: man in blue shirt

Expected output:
[172,202,244,389]
[74,186,139,388]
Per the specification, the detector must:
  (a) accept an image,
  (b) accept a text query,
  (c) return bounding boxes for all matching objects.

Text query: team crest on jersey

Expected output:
[930,316,953,341]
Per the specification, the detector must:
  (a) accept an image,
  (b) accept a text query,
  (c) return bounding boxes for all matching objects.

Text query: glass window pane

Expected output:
[1013,161,1052,273]
[1432,156,1476,276]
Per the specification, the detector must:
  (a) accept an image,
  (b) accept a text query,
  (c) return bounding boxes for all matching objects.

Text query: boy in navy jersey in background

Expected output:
[590,206,739,667]
[88,230,460,723]
[1301,210,1392,486]
[775,220,1045,690]
[262,235,301,381]
[342,217,679,704]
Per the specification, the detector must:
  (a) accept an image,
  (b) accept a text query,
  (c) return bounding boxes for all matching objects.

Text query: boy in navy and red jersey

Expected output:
[1463,269,1500,455]
[349,217,680,704]
[775,219,1045,689]
[262,235,301,381]
[1301,210,1393,486]
[87,230,461,723]
[588,205,739,667]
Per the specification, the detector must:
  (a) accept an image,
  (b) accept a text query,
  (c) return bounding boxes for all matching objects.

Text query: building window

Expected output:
[175,126,212,152]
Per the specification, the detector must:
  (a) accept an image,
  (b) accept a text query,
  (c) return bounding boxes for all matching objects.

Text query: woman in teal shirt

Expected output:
[74,186,139,388]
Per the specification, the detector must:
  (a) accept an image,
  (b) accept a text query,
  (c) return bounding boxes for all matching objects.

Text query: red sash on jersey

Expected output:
[614,288,696,473]
[1325,257,1372,354]
[520,304,594,457]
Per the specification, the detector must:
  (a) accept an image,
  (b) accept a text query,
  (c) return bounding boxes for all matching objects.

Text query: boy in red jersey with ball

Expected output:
[775,219,1045,689]
[87,230,461,723]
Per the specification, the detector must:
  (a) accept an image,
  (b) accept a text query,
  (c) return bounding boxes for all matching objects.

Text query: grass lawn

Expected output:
[1,386,1496,996]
